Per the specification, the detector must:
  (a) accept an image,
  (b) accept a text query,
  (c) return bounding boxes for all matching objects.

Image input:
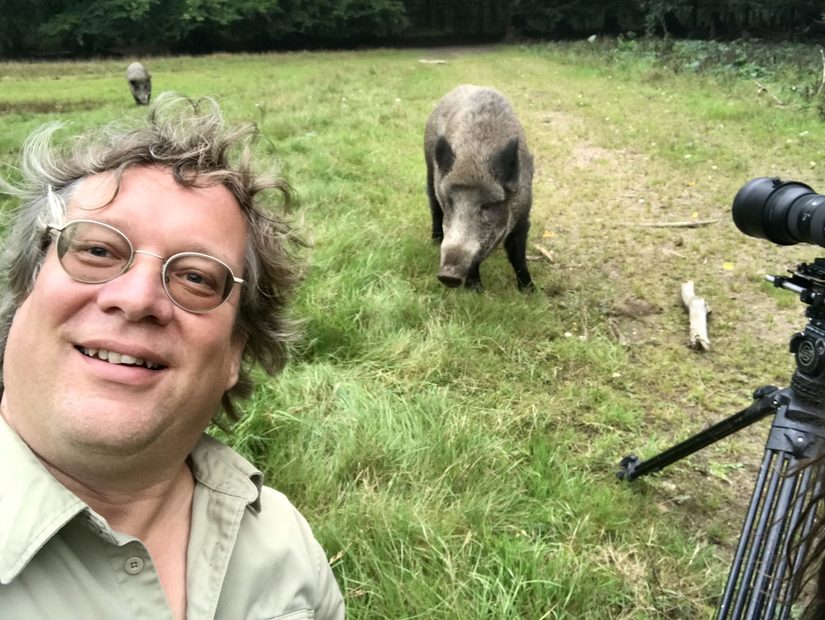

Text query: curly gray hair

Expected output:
[0,92,303,423]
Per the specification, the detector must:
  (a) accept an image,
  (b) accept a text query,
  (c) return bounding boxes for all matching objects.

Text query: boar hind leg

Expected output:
[504,218,534,291]
[426,159,443,243]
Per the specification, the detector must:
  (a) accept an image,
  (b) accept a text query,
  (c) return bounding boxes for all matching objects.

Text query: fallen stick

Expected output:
[631,219,719,229]
[531,243,554,263]
[755,81,785,106]
[681,281,711,351]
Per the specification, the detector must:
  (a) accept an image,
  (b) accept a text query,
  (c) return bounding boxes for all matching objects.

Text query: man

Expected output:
[0,93,345,619]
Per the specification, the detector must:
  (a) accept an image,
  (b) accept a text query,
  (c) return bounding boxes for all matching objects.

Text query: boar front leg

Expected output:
[465,262,482,290]
[504,218,534,291]
[426,159,444,243]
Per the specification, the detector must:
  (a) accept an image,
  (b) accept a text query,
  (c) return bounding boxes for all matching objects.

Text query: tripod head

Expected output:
[769,258,825,381]
[770,258,825,319]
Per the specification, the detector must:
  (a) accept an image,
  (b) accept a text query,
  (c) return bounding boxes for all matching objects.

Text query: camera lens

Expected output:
[732,177,825,246]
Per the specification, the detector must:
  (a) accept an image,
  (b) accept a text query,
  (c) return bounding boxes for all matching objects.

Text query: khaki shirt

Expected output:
[0,416,345,619]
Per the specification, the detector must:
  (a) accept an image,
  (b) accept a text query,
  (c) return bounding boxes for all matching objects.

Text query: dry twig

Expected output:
[631,219,719,229]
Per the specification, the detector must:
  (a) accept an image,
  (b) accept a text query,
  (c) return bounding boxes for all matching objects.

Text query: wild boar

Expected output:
[424,84,534,291]
[126,62,152,105]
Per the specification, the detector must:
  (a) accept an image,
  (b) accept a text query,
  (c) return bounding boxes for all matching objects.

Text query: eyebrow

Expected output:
[68,217,239,264]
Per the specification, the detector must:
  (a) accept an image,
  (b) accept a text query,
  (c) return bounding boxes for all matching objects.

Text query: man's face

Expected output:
[0,166,248,469]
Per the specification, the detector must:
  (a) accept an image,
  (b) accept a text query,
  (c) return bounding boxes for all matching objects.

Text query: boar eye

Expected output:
[481,202,502,212]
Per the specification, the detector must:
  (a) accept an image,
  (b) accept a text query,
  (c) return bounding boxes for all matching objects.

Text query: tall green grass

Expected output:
[3,41,825,617]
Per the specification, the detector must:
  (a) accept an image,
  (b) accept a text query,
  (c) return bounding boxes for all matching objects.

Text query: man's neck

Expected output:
[42,457,196,539]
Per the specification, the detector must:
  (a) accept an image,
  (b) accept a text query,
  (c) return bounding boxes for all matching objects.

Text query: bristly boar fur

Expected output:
[126,62,152,106]
[424,84,534,291]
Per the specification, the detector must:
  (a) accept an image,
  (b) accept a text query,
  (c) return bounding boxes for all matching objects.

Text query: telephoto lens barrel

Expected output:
[732,177,825,247]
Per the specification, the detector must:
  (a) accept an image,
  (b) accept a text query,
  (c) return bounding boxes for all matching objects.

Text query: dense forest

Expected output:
[2,0,825,57]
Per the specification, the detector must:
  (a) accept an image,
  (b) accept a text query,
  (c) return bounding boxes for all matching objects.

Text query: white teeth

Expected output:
[80,347,159,369]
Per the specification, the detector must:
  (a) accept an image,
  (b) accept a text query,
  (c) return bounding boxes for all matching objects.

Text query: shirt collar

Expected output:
[189,433,263,512]
[0,415,86,584]
[0,416,263,584]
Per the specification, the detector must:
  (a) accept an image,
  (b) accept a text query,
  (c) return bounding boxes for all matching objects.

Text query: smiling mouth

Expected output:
[78,346,164,370]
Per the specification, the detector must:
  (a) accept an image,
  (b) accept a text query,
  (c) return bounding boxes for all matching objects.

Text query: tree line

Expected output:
[2,0,824,58]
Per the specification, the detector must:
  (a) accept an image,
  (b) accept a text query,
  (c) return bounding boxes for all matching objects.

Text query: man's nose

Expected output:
[94,253,175,323]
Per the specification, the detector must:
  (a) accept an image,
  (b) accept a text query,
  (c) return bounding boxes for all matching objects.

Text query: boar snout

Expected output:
[130,81,150,105]
[437,270,464,288]
[438,242,480,289]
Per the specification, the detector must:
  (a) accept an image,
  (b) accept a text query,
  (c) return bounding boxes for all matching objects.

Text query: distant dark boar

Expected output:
[126,62,152,105]
[424,84,534,291]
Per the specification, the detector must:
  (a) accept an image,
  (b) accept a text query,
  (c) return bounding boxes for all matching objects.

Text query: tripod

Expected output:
[618,259,825,619]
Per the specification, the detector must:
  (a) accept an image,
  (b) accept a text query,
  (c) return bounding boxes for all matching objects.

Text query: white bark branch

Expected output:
[531,243,554,263]
[631,219,719,229]
[681,281,711,351]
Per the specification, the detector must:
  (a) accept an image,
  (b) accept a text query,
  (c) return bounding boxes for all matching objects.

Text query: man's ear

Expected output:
[225,331,247,391]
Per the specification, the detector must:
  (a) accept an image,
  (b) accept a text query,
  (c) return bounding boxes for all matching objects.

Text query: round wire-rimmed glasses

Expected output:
[47,219,245,313]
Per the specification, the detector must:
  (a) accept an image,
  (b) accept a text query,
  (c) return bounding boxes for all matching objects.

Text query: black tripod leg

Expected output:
[718,449,778,619]
[764,465,820,618]
[716,404,825,619]
[727,451,789,618]
[618,387,783,481]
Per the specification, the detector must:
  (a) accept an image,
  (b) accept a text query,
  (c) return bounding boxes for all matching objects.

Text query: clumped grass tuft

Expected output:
[3,40,825,616]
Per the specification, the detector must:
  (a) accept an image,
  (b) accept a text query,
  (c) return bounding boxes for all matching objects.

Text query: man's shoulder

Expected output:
[191,435,345,619]
[191,434,329,563]
[191,435,322,543]
[251,485,322,546]
[256,485,323,530]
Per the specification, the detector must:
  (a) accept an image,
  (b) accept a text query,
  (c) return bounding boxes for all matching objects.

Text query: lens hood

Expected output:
[732,177,816,245]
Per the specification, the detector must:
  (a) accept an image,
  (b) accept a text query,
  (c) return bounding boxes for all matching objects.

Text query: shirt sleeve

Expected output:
[311,535,345,620]
[268,490,345,620]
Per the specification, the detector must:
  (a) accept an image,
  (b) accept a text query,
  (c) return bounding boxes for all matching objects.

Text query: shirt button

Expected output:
[124,556,145,575]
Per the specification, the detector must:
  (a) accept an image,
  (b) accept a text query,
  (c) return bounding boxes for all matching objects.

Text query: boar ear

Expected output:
[492,137,520,190]
[435,136,455,176]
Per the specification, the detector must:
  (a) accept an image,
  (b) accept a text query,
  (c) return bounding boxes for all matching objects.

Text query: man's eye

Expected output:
[73,242,120,261]
[88,246,110,257]
[183,271,219,291]
[169,269,220,296]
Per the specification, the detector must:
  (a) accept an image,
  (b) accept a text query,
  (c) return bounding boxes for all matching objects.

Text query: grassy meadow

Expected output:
[4,41,825,618]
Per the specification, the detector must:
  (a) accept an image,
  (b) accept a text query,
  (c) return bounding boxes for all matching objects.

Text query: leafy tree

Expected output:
[4,0,825,57]
[280,0,408,39]
[0,0,48,56]
[37,0,159,54]
[508,0,643,36]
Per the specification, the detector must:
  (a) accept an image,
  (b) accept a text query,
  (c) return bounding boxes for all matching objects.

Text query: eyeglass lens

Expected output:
[55,220,236,312]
